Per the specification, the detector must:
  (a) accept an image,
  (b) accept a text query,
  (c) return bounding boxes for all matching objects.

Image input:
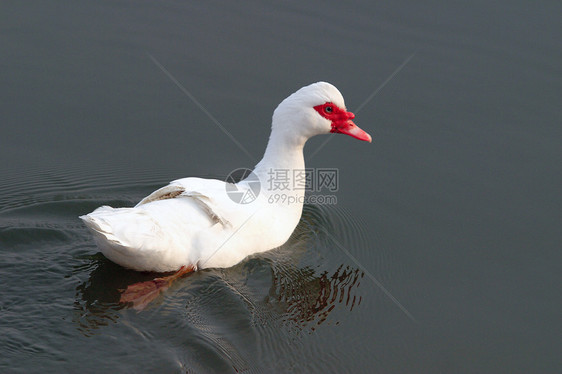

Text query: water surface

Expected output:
[1,1,560,372]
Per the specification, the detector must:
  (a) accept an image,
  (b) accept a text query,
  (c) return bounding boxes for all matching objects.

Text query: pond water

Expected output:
[1,1,560,373]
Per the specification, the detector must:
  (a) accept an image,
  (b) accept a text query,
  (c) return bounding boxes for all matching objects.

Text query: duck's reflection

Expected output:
[272,264,363,330]
[74,204,366,336]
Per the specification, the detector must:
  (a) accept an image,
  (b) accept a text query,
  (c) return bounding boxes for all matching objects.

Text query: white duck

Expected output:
[81,82,371,304]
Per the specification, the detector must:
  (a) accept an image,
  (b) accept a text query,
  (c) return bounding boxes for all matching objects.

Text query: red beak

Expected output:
[332,111,372,143]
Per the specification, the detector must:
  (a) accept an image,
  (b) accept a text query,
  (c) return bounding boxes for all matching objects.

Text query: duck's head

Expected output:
[272,82,372,143]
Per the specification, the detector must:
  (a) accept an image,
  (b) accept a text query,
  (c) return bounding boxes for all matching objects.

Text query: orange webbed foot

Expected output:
[119,265,195,310]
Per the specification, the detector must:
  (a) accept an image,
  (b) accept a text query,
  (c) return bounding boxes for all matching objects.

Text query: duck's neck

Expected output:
[252,128,307,199]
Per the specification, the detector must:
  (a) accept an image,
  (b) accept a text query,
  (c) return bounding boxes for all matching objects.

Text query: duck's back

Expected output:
[81,195,215,272]
[80,177,236,271]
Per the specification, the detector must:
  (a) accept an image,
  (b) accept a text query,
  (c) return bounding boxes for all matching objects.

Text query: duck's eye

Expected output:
[324,106,333,113]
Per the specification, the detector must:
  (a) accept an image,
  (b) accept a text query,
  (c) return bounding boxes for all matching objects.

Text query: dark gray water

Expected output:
[1,1,560,373]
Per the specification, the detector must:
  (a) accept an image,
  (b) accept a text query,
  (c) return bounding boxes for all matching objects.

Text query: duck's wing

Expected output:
[136,177,233,227]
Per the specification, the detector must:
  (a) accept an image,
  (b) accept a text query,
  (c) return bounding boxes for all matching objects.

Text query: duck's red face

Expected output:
[313,102,372,142]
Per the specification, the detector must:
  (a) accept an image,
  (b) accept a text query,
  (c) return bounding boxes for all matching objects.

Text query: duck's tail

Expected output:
[80,206,179,272]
